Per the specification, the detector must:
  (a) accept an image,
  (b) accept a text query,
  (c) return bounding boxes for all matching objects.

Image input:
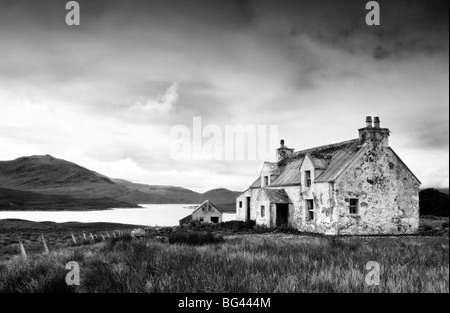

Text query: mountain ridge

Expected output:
[0,155,239,212]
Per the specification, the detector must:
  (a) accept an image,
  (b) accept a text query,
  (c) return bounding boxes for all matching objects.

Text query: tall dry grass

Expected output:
[0,234,448,293]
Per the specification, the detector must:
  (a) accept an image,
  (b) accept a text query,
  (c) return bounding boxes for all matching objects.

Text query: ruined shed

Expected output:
[179,200,223,225]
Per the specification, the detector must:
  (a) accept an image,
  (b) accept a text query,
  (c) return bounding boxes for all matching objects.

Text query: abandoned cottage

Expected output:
[236,116,421,235]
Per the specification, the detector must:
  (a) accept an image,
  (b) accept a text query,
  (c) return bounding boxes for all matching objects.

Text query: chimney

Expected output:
[373,116,380,128]
[276,139,294,161]
[358,116,390,147]
[366,116,373,128]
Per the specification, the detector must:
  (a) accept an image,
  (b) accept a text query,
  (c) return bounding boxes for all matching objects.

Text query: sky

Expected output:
[0,0,448,192]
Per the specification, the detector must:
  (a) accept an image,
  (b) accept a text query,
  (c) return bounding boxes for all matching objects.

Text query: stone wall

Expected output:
[236,189,251,221]
[334,144,420,235]
[192,204,223,224]
[254,191,271,226]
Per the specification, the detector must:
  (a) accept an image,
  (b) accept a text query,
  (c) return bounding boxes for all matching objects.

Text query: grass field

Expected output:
[0,219,147,262]
[0,225,448,293]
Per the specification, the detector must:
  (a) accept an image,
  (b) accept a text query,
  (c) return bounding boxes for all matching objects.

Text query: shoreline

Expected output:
[0,203,236,214]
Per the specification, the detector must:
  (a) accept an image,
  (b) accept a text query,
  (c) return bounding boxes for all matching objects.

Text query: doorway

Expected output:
[276,204,289,227]
[246,196,251,221]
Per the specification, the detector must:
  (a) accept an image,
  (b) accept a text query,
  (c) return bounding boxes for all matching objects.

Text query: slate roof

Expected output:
[250,176,261,188]
[270,158,303,186]
[250,138,364,188]
[314,141,365,182]
[192,200,223,214]
[262,188,292,204]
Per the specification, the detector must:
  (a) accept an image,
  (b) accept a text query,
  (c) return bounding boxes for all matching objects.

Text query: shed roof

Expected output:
[262,188,292,204]
[192,200,223,215]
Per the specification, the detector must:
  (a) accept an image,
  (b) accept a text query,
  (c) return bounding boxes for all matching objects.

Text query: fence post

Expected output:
[83,233,87,240]
[19,240,27,260]
[41,234,49,254]
[90,233,94,240]
[71,234,77,245]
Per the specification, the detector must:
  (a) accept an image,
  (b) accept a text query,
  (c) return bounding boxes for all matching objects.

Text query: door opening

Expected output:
[246,196,251,221]
[276,204,289,227]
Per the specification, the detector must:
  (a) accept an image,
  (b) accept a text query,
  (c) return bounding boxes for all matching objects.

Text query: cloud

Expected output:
[0,0,448,191]
[132,82,179,114]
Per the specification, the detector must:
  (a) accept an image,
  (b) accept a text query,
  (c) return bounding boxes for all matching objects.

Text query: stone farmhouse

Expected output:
[179,200,223,225]
[236,116,421,235]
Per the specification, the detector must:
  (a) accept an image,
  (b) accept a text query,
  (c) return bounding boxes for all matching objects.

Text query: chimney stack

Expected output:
[373,116,380,128]
[359,116,390,147]
[276,139,294,161]
[366,116,373,128]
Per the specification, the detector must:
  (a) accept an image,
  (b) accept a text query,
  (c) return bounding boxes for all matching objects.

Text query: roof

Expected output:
[246,132,421,189]
[250,176,261,188]
[270,158,303,186]
[264,161,283,175]
[261,188,292,204]
[179,214,193,225]
[192,200,223,215]
[287,139,360,162]
[314,140,364,182]
[269,139,362,186]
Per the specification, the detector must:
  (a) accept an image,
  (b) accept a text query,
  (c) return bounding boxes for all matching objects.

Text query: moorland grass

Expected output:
[0,234,448,293]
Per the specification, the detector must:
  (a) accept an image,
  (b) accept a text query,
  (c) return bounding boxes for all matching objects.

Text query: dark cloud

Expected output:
[0,0,448,190]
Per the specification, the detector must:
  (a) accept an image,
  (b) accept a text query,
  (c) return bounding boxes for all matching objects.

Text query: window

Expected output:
[261,205,265,218]
[305,170,312,187]
[264,176,269,187]
[199,217,204,222]
[349,199,359,214]
[306,200,314,221]
[239,201,243,208]
[211,217,219,223]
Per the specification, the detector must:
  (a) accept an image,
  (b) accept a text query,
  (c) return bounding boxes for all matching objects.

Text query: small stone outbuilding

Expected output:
[179,200,223,225]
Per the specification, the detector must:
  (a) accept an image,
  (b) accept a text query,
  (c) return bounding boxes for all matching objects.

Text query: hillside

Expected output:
[0,155,152,203]
[112,179,240,212]
[0,155,239,212]
[419,188,449,217]
[0,187,138,211]
[0,155,114,188]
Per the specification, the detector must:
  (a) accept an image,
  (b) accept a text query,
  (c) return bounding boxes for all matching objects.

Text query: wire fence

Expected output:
[16,229,133,260]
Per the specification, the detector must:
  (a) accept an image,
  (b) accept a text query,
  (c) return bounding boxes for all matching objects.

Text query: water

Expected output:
[0,204,236,227]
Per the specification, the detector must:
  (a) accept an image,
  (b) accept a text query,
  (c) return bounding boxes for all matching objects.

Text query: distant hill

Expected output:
[112,179,240,212]
[0,155,239,212]
[0,155,152,206]
[0,155,114,188]
[419,188,449,217]
[0,187,137,211]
